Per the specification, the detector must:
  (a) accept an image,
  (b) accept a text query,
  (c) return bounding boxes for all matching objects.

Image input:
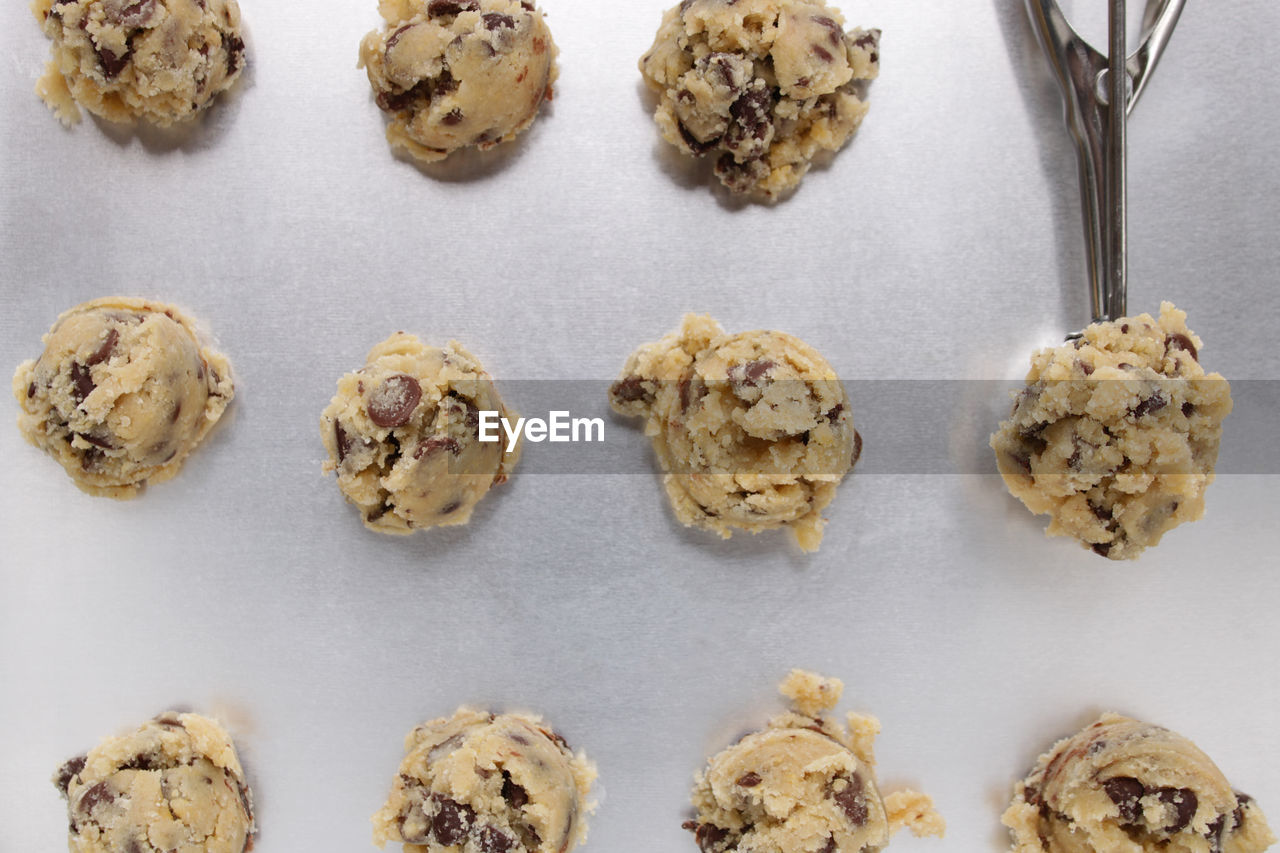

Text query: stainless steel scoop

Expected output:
[1024,0,1185,328]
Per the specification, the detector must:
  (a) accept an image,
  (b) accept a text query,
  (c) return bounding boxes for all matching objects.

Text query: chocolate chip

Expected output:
[77,432,113,449]
[27,382,36,399]
[1104,776,1145,824]
[811,43,834,62]
[851,430,863,466]
[826,403,844,421]
[1022,784,1041,806]
[1132,393,1167,418]
[95,45,130,79]
[611,375,649,404]
[104,0,155,28]
[442,108,464,125]
[1165,333,1199,361]
[736,772,762,787]
[415,436,462,459]
[1092,541,1114,557]
[55,756,87,793]
[679,374,707,411]
[729,84,773,142]
[540,727,570,751]
[69,362,95,404]
[1182,402,1195,417]
[378,79,432,113]
[1121,323,1130,333]
[812,15,843,44]
[77,781,116,816]
[1155,787,1197,833]
[689,822,729,852]
[1206,814,1227,852]
[427,0,478,15]
[367,374,422,427]
[479,825,514,853]
[820,837,838,853]
[712,55,738,89]
[86,329,118,367]
[727,359,775,388]
[501,772,529,809]
[1078,360,1095,376]
[120,752,164,771]
[483,12,515,29]
[831,774,867,825]
[431,795,474,845]
[332,417,368,458]
[385,24,414,50]
[677,121,721,155]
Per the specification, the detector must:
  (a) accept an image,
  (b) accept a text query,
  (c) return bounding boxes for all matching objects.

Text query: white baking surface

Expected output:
[2,0,1278,850]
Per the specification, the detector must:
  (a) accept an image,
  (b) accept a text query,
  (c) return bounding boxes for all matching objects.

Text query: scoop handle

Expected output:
[1024,0,1186,323]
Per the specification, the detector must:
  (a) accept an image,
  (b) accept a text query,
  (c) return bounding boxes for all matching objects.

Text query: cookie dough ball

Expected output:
[990,303,1232,559]
[12,297,234,499]
[53,711,255,853]
[320,332,519,533]
[31,0,246,126]
[685,671,944,853]
[609,314,859,552]
[639,0,879,199]
[358,0,558,164]
[372,708,596,853]
[1003,713,1274,853]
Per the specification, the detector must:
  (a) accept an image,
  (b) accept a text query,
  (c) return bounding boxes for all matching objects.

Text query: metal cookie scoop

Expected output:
[1024,0,1185,329]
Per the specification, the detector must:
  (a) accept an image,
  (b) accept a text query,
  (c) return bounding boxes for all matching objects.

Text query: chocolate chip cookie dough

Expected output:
[685,671,944,853]
[990,303,1231,559]
[320,332,519,533]
[373,708,596,853]
[639,0,879,199]
[1003,713,1274,853]
[53,711,254,853]
[13,297,234,499]
[359,0,558,164]
[610,314,859,552]
[32,0,246,126]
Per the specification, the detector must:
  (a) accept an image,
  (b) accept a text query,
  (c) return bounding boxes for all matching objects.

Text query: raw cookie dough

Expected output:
[990,303,1232,559]
[1003,713,1274,853]
[53,711,255,853]
[32,0,246,126]
[684,670,944,852]
[609,314,859,552]
[13,297,234,499]
[639,0,879,199]
[320,332,519,533]
[372,708,596,853]
[359,0,558,164]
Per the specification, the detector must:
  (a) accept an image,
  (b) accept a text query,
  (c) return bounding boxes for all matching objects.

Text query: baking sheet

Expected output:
[2,0,1278,850]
